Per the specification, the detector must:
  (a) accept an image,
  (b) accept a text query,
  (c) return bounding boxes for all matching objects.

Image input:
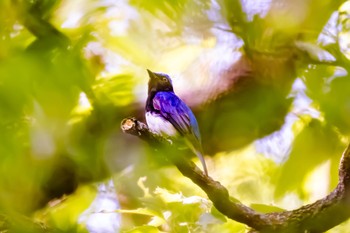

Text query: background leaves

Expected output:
[0,0,350,232]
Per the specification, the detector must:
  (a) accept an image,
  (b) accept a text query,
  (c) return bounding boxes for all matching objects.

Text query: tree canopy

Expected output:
[0,0,350,232]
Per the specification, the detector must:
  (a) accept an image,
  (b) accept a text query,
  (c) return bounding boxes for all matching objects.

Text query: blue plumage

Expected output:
[145,69,208,175]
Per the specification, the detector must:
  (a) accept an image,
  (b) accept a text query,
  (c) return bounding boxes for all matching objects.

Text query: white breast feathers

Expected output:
[145,112,178,137]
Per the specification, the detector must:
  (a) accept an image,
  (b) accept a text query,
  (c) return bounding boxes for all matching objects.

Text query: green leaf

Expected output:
[115,208,161,217]
[126,226,164,233]
[275,119,342,199]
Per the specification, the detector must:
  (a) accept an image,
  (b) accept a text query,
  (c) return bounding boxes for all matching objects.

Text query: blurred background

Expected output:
[0,0,350,232]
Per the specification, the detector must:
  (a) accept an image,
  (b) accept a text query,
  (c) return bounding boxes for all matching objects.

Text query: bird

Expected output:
[145,69,208,176]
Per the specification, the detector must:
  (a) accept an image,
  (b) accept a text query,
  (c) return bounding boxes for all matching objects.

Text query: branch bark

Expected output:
[121,117,350,233]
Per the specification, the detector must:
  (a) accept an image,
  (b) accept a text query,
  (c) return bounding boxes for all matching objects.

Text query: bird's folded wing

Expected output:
[152,92,199,141]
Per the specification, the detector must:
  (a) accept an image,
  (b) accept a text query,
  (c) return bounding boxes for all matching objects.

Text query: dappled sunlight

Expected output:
[79,180,121,233]
[303,160,331,203]
[212,145,278,205]
[69,93,93,125]
[34,185,97,231]
[255,78,320,163]
[1,0,350,232]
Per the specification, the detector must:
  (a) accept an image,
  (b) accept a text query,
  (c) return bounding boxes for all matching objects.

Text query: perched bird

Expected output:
[145,69,208,175]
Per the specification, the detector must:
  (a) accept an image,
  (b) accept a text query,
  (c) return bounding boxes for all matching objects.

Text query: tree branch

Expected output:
[12,0,68,41]
[121,117,350,232]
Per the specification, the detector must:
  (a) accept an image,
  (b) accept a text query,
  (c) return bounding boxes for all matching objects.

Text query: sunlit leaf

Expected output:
[115,208,160,217]
[125,225,165,233]
[37,185,96,231]
[275,119,342,198]
[94,74,135,106]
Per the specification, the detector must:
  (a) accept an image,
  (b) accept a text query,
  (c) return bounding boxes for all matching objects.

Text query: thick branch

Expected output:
[121,117,350,232]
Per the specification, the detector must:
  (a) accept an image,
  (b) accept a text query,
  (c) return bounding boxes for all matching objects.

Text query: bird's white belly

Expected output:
[145,112,178,137]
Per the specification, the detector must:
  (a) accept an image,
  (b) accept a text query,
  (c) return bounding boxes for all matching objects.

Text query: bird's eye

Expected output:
[162,77,168,82]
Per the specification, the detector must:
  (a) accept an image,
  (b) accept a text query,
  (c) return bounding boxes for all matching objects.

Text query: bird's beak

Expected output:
[147,69,157,80]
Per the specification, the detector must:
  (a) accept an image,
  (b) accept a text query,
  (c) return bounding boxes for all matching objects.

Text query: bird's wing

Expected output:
[152,92,200,141]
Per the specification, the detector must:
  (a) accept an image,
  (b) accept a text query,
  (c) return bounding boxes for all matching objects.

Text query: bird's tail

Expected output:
[194,149,208,176]
[185,139,208,176]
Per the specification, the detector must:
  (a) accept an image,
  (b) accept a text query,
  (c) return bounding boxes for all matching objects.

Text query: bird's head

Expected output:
[147,69,174,93]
